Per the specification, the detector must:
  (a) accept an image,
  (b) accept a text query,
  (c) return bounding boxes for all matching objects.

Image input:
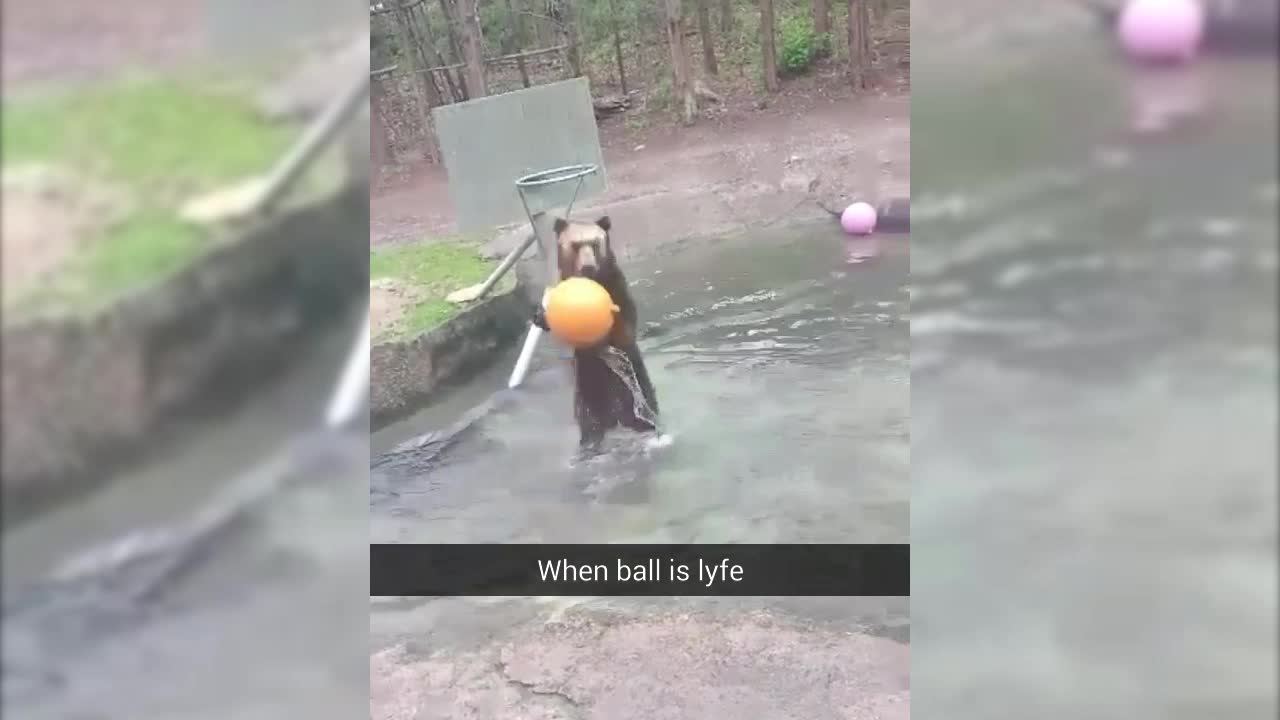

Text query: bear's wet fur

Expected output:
[533,215,660,453]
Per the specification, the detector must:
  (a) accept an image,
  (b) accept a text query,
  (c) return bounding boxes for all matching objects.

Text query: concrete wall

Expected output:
[1,184,369,515]
[370,279,533,431]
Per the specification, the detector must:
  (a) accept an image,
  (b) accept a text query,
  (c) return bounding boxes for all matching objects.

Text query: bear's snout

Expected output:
[573,244,600,278]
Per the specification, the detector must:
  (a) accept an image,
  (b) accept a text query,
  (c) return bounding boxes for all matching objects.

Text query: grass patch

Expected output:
[3,77,293,197]
[2,75,297,315]
[370,238,512,342]
[81,213,206,300]
[12,212,204,315]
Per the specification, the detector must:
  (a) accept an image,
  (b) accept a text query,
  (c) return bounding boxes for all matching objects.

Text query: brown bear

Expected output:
[532,215,660,452]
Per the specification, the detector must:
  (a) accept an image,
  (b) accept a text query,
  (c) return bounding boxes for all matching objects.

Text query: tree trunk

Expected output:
[696,0,718,76]
[607,0,628,93]
[759,0,779,92]
[405,5,455,102]
[719,0,732,34]
[814,0,831,57]
[664,0,698,125]
[408,3,458,104]
[370,78,394,175]
[455,0,489,98]
[392,1,440,162]
[847,0,871,90]
[437,0,471,99]
[551,0,583,79]
[505,0,531,87]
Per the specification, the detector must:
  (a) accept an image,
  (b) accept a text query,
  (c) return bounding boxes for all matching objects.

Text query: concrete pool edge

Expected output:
[370,275,535,432]
[1,183,369,523]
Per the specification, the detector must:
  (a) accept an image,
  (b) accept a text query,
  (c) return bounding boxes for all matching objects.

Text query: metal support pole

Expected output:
[474,230,540,299]
[258,70,371,214]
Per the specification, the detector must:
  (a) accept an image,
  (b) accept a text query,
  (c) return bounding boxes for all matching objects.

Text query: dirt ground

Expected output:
[370,278,413,337]
[372,66,910,249]
[1,0,206,89]
[371,610,910,720]
[1,166,132,307]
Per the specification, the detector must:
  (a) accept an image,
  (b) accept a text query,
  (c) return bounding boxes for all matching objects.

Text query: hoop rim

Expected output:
[514,163,599,189]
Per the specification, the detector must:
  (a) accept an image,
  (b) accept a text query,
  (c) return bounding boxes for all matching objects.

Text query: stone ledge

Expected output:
[1,184,368,519]
[370,277,534,432]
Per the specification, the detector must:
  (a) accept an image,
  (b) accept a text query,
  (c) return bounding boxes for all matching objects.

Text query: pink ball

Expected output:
[1117,0,1205,63]
[840,201,877,236]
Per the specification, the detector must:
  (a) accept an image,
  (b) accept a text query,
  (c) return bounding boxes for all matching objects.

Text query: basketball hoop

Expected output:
[507,163,601,389]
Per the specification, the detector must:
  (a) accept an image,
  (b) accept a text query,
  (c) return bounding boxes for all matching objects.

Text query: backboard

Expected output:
[432,77,608,232]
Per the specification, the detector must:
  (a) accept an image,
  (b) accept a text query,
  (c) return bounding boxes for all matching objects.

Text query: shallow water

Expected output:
[371,222,910,545]
[912,2,1277,717]
[1,314,370,719]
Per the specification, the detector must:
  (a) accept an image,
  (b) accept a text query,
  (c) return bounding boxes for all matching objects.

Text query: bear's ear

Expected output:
[595,215,611,233]
[552,217,569,235]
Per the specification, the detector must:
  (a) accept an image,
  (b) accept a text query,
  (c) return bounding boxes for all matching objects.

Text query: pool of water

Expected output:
[911,1,1277,717]
[371,221,910,545]
[1,314,370,720]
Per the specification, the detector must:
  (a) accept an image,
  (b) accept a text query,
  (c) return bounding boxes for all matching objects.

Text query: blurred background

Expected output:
[2,1,371,718]
[912,0,1276,717]
[5,0,1277,717]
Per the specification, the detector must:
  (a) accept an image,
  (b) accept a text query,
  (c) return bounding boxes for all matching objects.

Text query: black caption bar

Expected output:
[370,544,908,596]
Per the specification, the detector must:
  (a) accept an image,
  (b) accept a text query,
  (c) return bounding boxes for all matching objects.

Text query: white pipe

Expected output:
[325,308,370,428]
[507,326,544,389]
[508,291,552,389]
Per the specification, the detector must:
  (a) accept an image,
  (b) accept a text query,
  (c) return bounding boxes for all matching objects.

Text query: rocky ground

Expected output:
[370,606,910,720]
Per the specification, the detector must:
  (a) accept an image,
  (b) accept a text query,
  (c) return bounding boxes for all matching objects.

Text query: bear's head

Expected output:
[553,215,613,280]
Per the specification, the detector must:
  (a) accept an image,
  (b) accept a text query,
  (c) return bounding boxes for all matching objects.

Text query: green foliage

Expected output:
[480,2,514,51]
[648,75,672,111]
[3,78,291,196]
[374,0,906,128]
[778,14,825,74]
[370,17,399,69]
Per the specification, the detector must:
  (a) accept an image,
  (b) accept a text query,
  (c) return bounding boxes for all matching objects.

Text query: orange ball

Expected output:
[545,277,618,347]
